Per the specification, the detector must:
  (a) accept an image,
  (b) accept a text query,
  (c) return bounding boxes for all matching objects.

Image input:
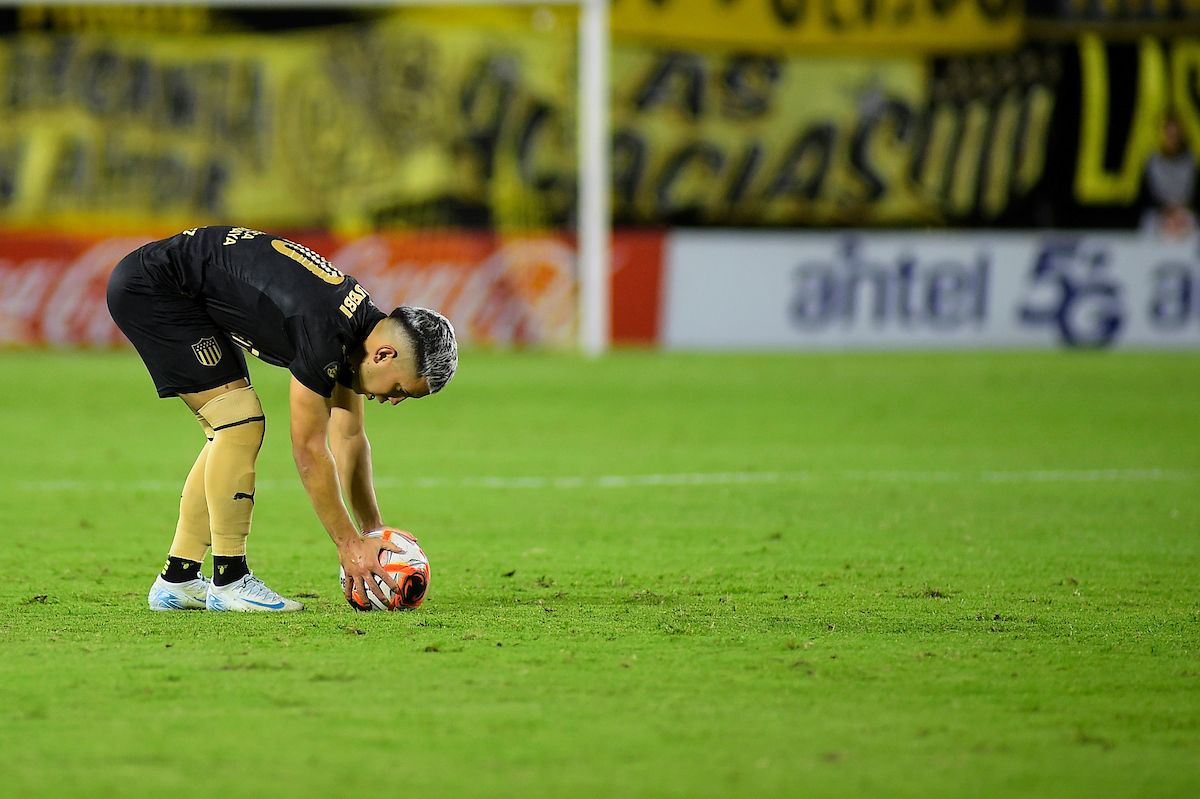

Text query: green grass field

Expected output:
[0,349,1197,798]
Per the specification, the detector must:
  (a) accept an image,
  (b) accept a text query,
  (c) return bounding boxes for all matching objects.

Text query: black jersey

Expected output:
[137,226,386,397]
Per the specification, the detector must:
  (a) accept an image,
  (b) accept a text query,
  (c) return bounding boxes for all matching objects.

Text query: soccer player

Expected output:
[105,226,457,612]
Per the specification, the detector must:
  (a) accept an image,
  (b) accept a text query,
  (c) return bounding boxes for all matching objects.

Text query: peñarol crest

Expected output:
[192,337,222,367]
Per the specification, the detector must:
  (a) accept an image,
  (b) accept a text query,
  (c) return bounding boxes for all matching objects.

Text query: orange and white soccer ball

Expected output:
[340,527,431,611]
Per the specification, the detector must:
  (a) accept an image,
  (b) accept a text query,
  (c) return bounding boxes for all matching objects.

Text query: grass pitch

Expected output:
[0,349,1197,799]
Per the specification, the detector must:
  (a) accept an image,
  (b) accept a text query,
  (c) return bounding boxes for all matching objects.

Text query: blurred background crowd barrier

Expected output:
[1,1,1199,350]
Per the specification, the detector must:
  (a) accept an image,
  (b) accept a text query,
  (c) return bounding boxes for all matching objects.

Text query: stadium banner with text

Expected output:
[0,18,578,232]
[1068,35,1200,214]
[610,0,1024,52]
[0,229,666,348]
[0,20,1062,231]
[657,231,1200,350]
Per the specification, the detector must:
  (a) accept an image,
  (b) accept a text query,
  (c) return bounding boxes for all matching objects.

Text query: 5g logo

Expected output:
[1018,240,1125,348]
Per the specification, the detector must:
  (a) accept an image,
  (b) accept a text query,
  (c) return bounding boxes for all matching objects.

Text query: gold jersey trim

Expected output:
[271,238,345,285]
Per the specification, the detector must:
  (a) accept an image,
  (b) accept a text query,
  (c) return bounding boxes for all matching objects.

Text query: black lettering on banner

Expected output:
[516,100,573,219]
[726,142,766,207]
[0,140,22,206]
[771,0,807,27]
[461,54,518,180]
[612,131,648,212]
[767,124,835,203]
[625,0,1018,30]
[634,51,706,120]
[0,35,264,216]
[720,55,781,119]
[657,142,725,219]
[821,0,856,32]
[904,50,1059,222]
[850,98,916,202]
[974,0,1016,21]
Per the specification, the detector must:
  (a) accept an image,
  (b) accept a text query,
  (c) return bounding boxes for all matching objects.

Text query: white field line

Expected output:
[15,468,1197,493]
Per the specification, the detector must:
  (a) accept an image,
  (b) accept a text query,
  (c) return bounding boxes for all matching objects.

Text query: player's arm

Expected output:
[327,383,384,534]
[289,376,399,603]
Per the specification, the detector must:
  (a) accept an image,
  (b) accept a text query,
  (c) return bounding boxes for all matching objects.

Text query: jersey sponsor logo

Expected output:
[324,362,339,380]
[191,336,223,367]
[339,284,369,319]
[271,238,345,285]
[223,227,266,246]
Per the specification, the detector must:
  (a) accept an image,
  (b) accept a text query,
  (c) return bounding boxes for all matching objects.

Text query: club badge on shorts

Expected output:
[192,337,223,367]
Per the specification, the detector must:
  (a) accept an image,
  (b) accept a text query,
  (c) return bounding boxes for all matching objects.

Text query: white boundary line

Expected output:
[16,468,1197,493]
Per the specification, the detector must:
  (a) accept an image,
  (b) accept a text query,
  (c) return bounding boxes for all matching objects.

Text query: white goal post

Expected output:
[15,0,614,356]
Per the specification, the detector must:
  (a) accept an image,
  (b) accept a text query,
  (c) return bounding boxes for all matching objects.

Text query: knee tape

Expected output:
[196,387,265,436]
[192,409,215,441]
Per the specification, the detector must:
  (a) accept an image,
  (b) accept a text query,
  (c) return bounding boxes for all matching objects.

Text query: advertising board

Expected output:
[0,227,667,348]
[661,232,1200,350]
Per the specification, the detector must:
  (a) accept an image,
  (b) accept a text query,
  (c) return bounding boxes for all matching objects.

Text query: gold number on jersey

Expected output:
[271,239,345,285]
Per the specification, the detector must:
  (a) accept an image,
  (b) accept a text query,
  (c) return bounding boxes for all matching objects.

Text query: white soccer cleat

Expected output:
[148,573,211,611]
[205,574,304,613]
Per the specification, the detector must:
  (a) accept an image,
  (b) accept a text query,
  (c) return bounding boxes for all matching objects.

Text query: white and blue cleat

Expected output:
[148,573,212,611]
[205,574,304,613]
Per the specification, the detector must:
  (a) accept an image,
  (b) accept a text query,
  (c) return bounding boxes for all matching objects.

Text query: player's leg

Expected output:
[178,382,303,612]
[169,410,215,565]
[147,413,214,610]
[179,380,259,585]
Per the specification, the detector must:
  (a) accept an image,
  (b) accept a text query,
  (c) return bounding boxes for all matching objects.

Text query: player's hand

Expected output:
[338,533,404,605]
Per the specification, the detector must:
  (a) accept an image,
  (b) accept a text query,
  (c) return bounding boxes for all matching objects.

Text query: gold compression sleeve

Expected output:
[168,410,215,562]
[195,387,265,557]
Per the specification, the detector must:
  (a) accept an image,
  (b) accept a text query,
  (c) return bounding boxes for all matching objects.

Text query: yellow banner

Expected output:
[0,19,578,232]
[611,50,933,224]
[611,0,1024,52]
[0,19,1052,231]
[1074,35,1200,206]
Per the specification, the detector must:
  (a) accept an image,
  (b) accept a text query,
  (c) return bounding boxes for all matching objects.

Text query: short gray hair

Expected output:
[388,306,458,393]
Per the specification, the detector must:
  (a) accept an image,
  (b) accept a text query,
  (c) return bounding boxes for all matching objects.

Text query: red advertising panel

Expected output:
[0,229,667,348]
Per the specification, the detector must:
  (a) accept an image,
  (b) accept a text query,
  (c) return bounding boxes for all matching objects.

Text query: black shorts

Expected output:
[106,251,249,398]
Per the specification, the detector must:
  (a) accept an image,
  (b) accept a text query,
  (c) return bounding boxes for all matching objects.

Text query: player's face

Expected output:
[366,370,431,406]
[355,345,431,405]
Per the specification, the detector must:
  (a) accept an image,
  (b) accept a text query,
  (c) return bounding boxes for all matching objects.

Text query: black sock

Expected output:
[212,555,250,586]
[161,556,203,584]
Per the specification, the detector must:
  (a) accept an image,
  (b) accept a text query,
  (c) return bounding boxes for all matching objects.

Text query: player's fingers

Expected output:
[342,571,354,601]
[365,571,391,603]
[353,575,376,607]
[379,540,404,554]
[372,563,399,592]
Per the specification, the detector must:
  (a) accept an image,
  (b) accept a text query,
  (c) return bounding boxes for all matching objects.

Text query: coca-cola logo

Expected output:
[332,234,576,346]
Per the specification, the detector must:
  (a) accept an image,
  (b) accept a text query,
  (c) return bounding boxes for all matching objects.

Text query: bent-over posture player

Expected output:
[106,226,457,612]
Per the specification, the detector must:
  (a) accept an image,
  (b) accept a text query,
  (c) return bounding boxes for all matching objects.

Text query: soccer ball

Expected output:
[340,528,431,611]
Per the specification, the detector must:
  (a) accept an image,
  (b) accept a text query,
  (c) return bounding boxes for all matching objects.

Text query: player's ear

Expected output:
[373,344,398,363]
